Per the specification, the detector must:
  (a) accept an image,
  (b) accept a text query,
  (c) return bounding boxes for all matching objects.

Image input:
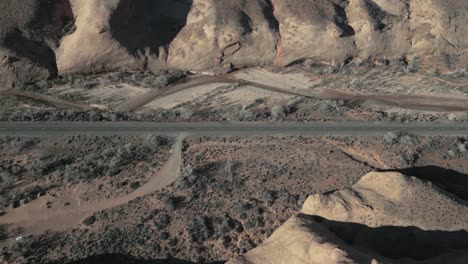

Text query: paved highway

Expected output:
[0,122,468,136]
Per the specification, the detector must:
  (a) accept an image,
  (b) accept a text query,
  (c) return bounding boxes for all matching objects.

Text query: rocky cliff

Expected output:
[1,0,466,87]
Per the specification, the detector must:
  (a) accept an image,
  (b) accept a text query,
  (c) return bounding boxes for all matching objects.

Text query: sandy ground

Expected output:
[142,83,228,110]
[115,76,236,112]
[50,83,151,109]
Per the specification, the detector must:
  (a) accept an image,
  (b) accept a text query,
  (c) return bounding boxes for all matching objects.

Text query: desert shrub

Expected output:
[384,132,399,145]
[188,217,214,243]
[155,214,171,229]
[0,195,7,208]
[27,154,75,178]
[9,138,38,152]
[82,215,96,226]
[0,225,6,241]
[97,211,109,221]
[271,106,285,120]
[0,172,15,190]
[404,58,420,73]
[286,96,303,110]
[164,196,183,212]
[239,105,254,121]
[259,189,276,203]
[458,142,466,153]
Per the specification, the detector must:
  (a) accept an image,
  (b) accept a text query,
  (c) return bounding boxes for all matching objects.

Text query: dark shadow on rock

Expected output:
[4,31,58,77]
[1,0,75,78]
[262,0,280,35]
[64,254,224,264]
[110,0,193,56]
[333,3,355,37]
[388,166,468,202]
[305,215,468,261]
[32,0,75,41]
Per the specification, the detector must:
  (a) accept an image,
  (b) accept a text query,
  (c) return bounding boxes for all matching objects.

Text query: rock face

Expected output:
[272,0,357,66]
[57,0,193,74]
[227,172,468,264]
[1,0,467,86]
[409,0,468,71]
[168,0,279,72]
[0,0,71,87]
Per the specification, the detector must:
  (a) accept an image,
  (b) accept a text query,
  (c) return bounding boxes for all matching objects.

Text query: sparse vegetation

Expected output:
[1,134,467,263]
[0,135,172,209]
[82,215,96,226]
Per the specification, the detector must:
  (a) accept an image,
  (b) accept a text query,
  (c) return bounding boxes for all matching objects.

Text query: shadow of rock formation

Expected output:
[110,0,193,56]
[0,0,74,85]
[4,31,58,77]
[308,214,468,261]
[391,166,468,202]
[65,254,224,264]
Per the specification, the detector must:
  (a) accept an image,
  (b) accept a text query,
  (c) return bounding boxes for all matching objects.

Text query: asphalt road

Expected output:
[1,122,468,136]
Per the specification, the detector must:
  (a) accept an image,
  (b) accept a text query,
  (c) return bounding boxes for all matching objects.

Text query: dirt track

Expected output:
[0,90,90,110]
[0,135,184,235]
[315,88,468,112]
[114,75,237,112]
[113,72,468,113]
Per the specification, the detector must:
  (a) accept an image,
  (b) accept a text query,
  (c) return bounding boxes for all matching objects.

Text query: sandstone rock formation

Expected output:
[227,172,468,264]
[168,0,279,72]
[0,0,69,87]
[1,0,467,86]
[57,0,193,74]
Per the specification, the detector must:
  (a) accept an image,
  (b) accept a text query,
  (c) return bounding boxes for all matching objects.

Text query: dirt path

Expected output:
[0,90,91,110]
[115,76,237,112]
[114,72,316,112]
[315,88,468,112]
[116,70,468,113]
[0,135,185,235]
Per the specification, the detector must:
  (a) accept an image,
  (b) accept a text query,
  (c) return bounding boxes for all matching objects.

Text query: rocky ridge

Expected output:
[1,0,466,87]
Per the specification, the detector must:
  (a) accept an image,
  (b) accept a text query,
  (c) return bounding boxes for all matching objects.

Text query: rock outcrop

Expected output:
[57,0,193,75]
[1,0,467,86]
[227,172,468,264]
[0,0,70,87]
[168,0,279,72]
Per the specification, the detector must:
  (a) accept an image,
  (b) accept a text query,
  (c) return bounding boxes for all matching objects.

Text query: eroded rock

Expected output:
[228,172,468,264]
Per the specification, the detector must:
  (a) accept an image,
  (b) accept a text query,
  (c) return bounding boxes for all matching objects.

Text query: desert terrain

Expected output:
[1,65,467,124]
[1,0,468,264]
[1,134,468,263]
